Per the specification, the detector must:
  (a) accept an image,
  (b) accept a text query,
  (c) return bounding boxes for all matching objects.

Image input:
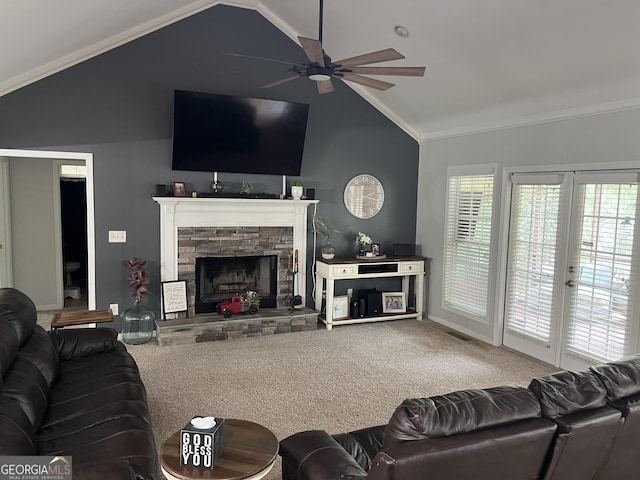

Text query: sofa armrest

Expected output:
[49,328,118,361]
[280,430,368,480]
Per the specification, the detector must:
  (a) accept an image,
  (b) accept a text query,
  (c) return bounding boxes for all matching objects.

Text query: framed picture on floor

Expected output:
[332,295,350,320]
[162,280,188,315]
[382,292,406,313]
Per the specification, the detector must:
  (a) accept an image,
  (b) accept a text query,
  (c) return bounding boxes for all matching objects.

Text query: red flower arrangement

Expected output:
[123,257,150,303]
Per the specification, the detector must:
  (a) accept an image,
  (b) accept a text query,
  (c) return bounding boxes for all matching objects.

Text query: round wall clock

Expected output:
[343,174,385,219]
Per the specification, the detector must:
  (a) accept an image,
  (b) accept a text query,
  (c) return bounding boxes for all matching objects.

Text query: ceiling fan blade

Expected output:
[261,75,302,89]
[224,52,299,66]
[298,37,326,66]
[333,48,405,68]
[316,79,334,94]
[341,73,395,91]
[348,66,426,77]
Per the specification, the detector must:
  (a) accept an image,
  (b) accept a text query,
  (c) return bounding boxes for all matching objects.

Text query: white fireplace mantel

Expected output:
[153,197,319,305]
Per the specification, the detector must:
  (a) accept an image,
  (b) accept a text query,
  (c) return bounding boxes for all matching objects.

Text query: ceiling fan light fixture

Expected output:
[309,73,331,81]
[307,66,332,81]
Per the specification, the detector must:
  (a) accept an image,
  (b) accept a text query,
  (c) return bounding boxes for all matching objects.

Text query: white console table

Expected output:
[315,256,428,330]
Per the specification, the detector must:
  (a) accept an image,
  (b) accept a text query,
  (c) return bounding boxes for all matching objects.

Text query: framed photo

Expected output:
[382,292,406,313]
[162,280,188,314]
[371,243,381,256]
[173,181,187,197]
[332,295,350,320]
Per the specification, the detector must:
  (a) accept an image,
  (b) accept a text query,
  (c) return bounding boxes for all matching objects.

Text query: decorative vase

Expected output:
[291,185,303,200]
[121,300,155,345]
[357,243,368,257]
[321,243,336,260]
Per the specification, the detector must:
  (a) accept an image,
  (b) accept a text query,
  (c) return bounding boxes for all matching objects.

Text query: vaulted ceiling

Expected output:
[2,0,640,140]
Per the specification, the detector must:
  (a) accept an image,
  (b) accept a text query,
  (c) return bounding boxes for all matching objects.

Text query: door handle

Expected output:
[565,280,575,287]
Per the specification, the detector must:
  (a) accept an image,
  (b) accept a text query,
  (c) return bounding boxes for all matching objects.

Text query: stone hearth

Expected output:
[156,307,318,346]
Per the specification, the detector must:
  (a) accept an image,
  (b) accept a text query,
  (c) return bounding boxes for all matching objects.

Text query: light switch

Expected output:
[109,230,126,243]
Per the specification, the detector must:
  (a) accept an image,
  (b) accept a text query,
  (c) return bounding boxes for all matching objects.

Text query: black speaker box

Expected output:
[358,288,381,317]
[367,292,383,316]
[306,188,315,200]
[393,243,415,256]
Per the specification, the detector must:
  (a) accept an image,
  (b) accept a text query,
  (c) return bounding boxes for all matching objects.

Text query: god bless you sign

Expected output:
[180,417,225,468]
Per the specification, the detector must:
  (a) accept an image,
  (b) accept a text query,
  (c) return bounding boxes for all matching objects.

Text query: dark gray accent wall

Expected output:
[0,5,419,323]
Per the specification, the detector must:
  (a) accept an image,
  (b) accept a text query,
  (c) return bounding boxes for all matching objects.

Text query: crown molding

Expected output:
[419,97,640,142]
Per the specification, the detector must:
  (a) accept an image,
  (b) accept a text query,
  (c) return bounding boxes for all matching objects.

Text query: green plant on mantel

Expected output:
[291,180,304,187]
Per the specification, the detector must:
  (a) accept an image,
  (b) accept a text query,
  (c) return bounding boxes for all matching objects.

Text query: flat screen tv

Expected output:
[171,90,309,176]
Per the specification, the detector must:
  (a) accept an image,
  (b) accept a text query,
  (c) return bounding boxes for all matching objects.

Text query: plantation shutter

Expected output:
[443,169,495,319]
[504,174,564,345]
[565,174,639,361]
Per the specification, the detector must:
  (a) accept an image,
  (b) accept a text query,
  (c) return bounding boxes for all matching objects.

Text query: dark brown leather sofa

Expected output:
[281,357,640,480]
[0,288,158,479]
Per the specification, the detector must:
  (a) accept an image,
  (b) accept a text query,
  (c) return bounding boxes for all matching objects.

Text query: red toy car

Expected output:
[216,294,260,318]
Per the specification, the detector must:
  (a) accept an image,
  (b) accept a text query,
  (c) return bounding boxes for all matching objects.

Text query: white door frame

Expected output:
[0,149,96,310]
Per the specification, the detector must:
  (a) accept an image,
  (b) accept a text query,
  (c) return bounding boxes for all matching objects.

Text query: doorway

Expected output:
[0,149,96,311]
[502,171,638,369]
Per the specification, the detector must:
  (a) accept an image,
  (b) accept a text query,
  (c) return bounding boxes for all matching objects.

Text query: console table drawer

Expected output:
[332,265,357,277]
[400,261,423,273]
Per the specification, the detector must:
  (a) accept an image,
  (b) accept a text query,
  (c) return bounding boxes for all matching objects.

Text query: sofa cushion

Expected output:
[0,288,37,346]
[0,397,37,455]
[590,355,640,401]
[49,328,118,361]
[18,325,59,387]
[529,370,607,418]
[1,356,49,428]
[0,320,19,377]
[333,425,386,471]
[383,386,541,448]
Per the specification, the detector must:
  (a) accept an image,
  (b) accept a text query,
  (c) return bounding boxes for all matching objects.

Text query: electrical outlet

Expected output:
[347,288,353,295]
[109,230,126,243]
[109,303,119,315]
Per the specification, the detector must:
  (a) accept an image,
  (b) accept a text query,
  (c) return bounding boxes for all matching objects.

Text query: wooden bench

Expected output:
[51,309,113,329]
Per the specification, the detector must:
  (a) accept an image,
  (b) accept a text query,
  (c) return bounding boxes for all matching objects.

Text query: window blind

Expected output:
[443,173,494,318]
[566,180,638,361]
[504,179,563,345]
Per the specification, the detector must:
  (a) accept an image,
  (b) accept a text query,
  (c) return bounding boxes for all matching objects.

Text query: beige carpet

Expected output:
[126,319,556,480]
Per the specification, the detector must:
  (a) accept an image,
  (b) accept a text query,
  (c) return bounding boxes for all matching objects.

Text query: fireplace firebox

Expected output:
[195,255,278,314]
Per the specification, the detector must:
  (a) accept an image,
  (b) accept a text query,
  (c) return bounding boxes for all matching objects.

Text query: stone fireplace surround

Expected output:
[153,197,318,319]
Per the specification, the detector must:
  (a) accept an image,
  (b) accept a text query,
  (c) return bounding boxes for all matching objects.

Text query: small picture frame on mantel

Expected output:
[173,181,187,197]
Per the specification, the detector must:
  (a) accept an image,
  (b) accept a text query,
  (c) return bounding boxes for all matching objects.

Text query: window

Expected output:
[443,168,495,319]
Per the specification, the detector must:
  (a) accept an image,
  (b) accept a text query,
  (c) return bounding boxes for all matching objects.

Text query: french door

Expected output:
[503,171,639,369]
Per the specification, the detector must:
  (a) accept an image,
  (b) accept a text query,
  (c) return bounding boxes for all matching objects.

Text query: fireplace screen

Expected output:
[195,255,277,314]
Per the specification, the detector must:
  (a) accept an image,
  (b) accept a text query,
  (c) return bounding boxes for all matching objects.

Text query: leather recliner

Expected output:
[0,287,158,479]
[280,386,557,480]
[281,356,640,480]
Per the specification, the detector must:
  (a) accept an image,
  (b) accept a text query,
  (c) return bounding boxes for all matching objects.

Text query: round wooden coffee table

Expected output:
[160,419,279,480]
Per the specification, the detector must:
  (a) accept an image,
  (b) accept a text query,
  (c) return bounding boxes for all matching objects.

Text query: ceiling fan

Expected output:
[226,0,426,94]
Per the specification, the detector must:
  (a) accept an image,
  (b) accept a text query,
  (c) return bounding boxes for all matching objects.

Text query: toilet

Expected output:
[64,261,82,299]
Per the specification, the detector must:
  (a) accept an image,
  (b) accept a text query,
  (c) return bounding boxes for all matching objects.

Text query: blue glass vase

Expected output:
[121,300,155,345]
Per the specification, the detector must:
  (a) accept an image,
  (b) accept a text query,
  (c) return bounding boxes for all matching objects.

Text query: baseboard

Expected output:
[426,314,496,345]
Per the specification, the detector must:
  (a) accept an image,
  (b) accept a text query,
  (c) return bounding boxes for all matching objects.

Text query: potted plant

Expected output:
[314,216,339,259]
[291,180,304,200]
[121,257,155,345]
[241,181,254,194]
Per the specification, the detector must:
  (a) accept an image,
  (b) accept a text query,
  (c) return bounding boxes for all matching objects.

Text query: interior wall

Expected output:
[8,157,60,308]
[417,107,640,343]
[0,5,419,325]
